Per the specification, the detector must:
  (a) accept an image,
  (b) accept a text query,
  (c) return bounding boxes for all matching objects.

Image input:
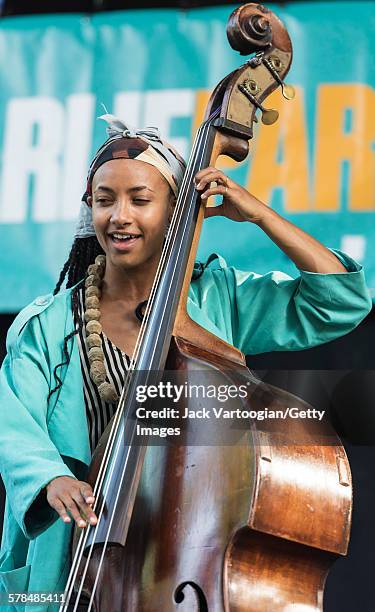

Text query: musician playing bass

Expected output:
[0,115,371,607]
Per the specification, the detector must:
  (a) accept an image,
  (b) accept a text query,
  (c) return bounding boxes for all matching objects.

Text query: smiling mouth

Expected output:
[109,232,142,245]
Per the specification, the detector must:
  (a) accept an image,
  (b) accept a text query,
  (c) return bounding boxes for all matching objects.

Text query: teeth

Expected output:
[112,233,138,240]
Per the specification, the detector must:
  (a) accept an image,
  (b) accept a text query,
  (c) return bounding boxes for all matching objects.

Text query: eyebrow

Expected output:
[94,184,155,194]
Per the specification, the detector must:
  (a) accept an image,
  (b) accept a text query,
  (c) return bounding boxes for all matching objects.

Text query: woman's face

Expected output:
[88,158,174,271]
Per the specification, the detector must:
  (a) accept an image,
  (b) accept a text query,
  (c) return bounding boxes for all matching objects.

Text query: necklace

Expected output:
[83,254,119,403]
[83,254,150,403]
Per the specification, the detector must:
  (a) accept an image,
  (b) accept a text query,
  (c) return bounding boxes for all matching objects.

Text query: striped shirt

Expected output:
[76,284,131,451]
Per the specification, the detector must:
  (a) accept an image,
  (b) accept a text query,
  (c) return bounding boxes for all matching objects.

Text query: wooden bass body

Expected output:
[75,335,351,611]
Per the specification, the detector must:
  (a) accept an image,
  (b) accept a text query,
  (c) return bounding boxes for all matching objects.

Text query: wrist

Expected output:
[250,202,275,226]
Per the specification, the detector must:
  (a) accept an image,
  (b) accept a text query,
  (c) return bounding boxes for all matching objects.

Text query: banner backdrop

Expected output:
[0,2,374,311]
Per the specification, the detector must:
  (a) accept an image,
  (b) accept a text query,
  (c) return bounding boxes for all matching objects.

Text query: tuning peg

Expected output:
[262,57,295,100]
[261,108,279,125]
[238,82,279,125]
[281,83,295,100]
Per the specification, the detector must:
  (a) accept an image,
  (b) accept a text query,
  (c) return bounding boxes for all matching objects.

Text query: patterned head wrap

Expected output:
[75,114,186,239]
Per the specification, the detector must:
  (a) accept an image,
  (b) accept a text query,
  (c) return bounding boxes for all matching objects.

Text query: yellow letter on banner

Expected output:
[314,84,375,211]
[192,89,211,136]
[246,87,310,212]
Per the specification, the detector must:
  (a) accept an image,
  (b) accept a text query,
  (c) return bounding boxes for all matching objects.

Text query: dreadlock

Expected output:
[53,236,105,295]
[48,236,104,400]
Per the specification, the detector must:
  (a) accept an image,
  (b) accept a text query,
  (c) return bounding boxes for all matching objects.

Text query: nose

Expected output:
[110,198,133,226]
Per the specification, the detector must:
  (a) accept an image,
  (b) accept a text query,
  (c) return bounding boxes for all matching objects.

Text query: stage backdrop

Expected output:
[0,2,374,311]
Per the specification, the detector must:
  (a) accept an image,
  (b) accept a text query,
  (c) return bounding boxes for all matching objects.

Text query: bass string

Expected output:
[80,117,215,612]
[64,112,214,608]
[59,127,202,610]
[64,119,212,612]
[61,113,217,611]
[79,116,216,611]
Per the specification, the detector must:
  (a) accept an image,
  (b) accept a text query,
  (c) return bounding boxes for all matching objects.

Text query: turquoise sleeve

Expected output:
[0,315,76,540]
[221,248,372,355]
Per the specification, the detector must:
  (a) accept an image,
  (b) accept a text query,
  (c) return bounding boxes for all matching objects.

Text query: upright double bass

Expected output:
[61,4,352,610]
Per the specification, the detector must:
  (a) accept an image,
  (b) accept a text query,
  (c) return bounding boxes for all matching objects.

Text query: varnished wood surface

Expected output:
[75,341,352,611]
[225,528,335,611]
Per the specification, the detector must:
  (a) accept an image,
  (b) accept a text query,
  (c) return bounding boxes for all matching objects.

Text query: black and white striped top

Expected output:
[76,284,131,451]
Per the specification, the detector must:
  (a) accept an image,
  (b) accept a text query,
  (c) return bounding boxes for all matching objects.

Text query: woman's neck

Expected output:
[101,257,159,304]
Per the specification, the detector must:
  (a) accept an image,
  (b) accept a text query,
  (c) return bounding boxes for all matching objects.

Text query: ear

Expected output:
[87,195,93,208]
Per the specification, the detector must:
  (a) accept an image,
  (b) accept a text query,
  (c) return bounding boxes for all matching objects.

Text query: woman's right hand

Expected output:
[46,476,98,528]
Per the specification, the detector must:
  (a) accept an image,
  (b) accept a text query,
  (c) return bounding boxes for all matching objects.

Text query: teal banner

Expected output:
[0,3,374,311]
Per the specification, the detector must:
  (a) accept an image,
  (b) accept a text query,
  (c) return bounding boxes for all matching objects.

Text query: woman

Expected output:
[0,115,371,608]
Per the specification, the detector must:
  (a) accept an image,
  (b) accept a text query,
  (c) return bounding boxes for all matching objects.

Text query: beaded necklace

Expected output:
[83,255,120,403]
[83,253,152,404]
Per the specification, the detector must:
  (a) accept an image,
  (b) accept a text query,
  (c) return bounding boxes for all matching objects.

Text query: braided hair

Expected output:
[53,236,105,295]
[48,236,104,400]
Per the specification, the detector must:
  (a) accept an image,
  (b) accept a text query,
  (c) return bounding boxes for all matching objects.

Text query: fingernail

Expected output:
[201,193,207,199]
[63,517,71,523]
[85,497,95,503]
[196,182,202,189]
[79,520,86,528]
[90,517,97,525]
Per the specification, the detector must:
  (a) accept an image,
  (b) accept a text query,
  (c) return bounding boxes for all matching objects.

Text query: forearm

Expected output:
[196,166,348,273]
[255,204,347,273]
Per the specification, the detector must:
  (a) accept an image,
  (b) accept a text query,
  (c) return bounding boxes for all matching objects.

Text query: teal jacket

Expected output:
[0,250,372,611]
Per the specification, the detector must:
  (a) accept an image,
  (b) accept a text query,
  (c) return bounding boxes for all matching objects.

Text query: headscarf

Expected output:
[75,114,186,239]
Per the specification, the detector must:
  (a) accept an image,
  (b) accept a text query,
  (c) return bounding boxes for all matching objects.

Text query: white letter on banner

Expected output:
[60,93,95,220]
[144,89,194,158]
[0,97,64,223]
[113,92,142,126]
